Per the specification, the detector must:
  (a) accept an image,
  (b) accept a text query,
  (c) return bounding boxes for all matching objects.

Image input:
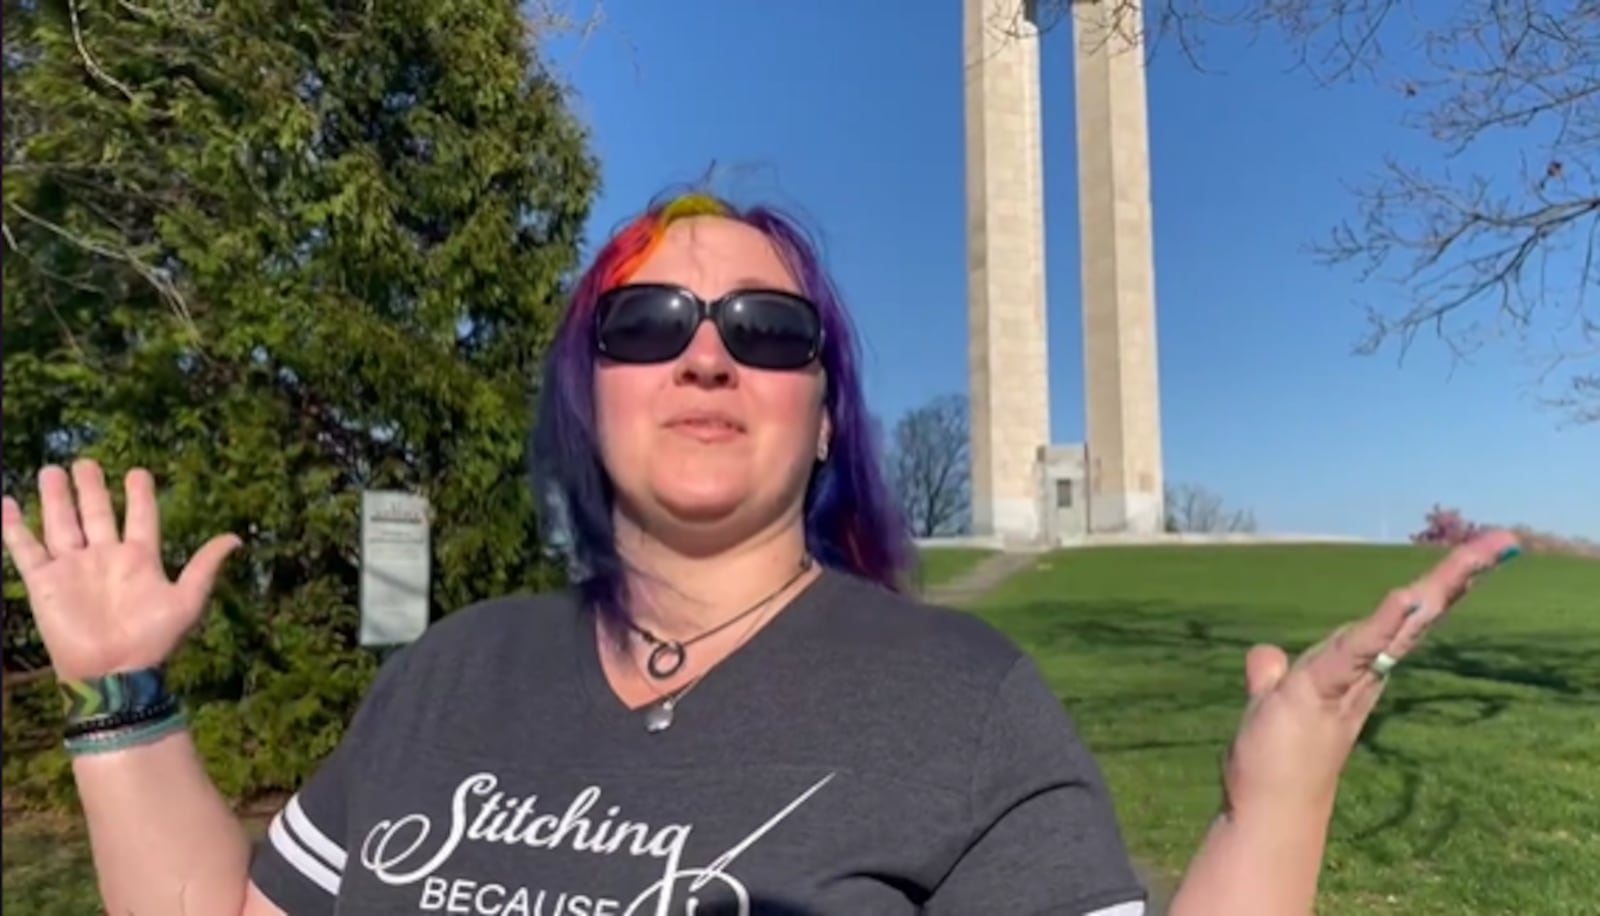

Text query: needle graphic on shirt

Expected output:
[687,772,838,894]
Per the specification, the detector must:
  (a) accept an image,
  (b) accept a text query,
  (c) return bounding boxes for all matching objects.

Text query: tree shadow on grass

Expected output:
[1407,638,1600,696]
[1347,636,1598,850]
[994,600,1265,755]
[996,598,1599,702]
[992,599,1598,847]
[1346,692,1510,852]
[994,599,1269,656]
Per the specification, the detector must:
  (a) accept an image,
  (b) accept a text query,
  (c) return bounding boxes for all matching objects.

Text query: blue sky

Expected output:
[544,0,1597,541]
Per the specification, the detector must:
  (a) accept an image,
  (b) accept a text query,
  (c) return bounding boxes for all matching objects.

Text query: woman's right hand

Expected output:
[1,460,241,681]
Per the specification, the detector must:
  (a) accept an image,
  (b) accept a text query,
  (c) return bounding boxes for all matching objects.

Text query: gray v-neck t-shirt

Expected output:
[251,569,1148,914]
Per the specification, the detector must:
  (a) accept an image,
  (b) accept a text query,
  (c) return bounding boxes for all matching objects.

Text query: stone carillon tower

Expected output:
[1071,0,1165,533]
[963,0,1052,543]
[963,0,1166,541]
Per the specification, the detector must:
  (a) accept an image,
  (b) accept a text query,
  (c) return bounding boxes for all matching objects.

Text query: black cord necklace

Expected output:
[627,554,814,680]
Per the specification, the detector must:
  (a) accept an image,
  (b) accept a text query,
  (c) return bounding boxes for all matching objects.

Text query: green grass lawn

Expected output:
[977,544,1600,916]
[6,543,1595,914]
[1,810,272,916]
[916,545,995,588]
[1,815,102,916]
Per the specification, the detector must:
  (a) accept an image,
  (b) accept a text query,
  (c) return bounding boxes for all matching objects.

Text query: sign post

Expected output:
[358,490,432,651]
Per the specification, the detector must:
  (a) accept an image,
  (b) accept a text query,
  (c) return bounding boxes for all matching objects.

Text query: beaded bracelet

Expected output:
[64,708,190,757]
[63,694,181,740]
[58,667,187,757]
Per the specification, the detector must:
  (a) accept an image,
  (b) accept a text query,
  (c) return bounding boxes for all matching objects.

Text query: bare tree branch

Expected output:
[67,0,138,102]
[1164,483,1258,533]
[888,395,972,538]
[1003,0,1600,422]
[4,200,198,339]
[525,0,610,47]
[1308,1,1600,421]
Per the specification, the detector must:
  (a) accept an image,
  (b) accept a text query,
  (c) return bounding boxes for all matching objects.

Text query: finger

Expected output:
[1374,533,1522,669]
[1300,588,1417,699]
[1301,531,1522,700]
[174,533,243,612]
[122,469,161,547]
[1244,644,1290,702]
[72,459,120,545]
[1,497,52,575]
[1382,602,1438,662]
[38,465,86,555]
[1399,531,1521,640]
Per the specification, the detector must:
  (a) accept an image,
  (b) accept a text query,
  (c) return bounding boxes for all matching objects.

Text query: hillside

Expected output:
[970,544,1599,916]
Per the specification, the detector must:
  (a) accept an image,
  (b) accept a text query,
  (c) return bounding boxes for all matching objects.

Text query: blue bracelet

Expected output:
[59,667,171,726]
[63,707,189,757]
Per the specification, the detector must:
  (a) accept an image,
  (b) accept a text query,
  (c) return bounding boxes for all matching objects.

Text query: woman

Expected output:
[1,191,1519,916]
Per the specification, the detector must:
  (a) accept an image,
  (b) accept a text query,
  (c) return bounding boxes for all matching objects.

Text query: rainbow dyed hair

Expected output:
[532,190,914,626]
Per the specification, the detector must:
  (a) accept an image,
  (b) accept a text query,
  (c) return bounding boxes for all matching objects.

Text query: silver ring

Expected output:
[1371,652,1399,677]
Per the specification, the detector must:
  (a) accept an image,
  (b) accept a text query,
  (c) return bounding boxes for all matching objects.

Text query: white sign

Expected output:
[359,490,432,647]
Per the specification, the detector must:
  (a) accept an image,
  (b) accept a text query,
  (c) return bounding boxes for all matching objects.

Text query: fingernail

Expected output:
[1495,545,1522,566]
[1404,602,1426,618]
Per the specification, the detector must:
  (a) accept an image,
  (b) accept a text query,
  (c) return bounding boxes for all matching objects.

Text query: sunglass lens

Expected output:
[596,286,698,363]
[719,293,822,369]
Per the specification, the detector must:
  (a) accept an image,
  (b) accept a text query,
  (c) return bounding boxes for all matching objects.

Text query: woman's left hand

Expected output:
[1219,530,1522,823]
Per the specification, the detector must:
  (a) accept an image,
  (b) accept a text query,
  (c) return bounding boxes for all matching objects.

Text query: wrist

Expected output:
[1227,793,1336,828]
[1171,804,1333,916]
[58,666,188,758]
[53,651,174,683]
[1211,800,1334,880]
[1221,782,1338,831]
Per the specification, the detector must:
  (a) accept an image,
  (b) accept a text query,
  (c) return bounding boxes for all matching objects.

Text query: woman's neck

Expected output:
[613,519,817,642]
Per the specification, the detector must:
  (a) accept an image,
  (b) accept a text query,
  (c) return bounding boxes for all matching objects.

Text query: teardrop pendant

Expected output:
[643,699,675,734]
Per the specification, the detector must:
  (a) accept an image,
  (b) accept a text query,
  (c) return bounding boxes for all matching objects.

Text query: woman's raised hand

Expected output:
[1,460,241,681]
[1220,530,1521,822]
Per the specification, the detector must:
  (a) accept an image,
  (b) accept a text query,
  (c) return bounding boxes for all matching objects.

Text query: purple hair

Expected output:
[531,190,915,629]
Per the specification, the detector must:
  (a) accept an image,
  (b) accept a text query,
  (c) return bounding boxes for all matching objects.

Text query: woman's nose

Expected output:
[673,322,737,388]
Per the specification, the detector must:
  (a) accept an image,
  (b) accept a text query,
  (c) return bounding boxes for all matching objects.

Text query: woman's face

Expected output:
[594,216,830,545]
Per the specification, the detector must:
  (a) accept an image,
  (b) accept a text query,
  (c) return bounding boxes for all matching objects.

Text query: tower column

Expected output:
[1073,0,1166,533]
[963,0,1051,543]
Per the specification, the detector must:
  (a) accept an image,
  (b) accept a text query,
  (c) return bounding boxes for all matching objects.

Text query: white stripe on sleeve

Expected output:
[268,806,341,895]
[1084,903,1146,916]
[284,794,348,870]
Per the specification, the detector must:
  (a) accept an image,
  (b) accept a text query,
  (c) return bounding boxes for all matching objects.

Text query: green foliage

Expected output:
[2,0,598,807]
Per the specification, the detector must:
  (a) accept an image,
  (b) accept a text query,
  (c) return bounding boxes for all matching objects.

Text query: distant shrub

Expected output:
[1412,505,1599,558]
[1412,505,1486,546]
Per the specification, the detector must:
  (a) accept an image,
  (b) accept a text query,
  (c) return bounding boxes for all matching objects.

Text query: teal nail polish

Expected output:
[1495,545,1522,565]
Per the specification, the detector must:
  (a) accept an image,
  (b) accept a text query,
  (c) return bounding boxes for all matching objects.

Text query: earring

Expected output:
[816,442,830,462]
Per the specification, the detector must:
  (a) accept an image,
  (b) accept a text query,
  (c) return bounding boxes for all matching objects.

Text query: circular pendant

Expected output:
[644,700,674,734]
[646,641,687,679]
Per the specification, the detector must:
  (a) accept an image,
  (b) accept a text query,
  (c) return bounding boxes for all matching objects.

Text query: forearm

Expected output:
[73,728,253,916]
[1167,804,1332,916]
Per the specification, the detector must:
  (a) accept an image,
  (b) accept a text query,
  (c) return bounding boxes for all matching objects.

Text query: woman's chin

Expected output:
[652,489,747,526]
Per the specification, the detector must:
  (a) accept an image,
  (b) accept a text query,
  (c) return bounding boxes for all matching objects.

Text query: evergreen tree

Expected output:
[2,0,598,802]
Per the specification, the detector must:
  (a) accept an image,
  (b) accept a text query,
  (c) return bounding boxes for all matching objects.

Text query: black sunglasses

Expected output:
[594,284,825,371]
